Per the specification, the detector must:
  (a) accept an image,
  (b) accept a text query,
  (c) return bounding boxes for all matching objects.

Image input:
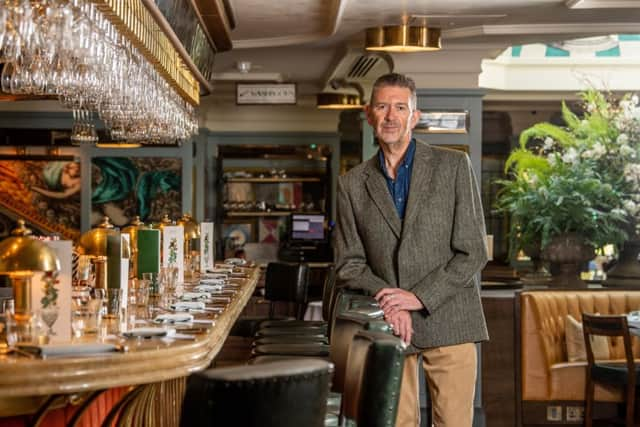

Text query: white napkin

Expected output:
[201,273,228,280]
[200,278,226,285]
[196,284,223,292]
[224,258,247,266]
[181,292,211,300]
[122,327,175,338]
[154,313,194,324]
[171,301,206,311]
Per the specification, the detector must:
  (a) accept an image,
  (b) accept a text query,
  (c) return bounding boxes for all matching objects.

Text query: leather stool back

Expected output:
[330,311,390,393]
[180,359,332,427]
[342,330,406,427]
[265,262,310,319]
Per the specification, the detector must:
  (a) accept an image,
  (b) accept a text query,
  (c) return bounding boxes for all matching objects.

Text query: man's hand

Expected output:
[375,288,424,317]
[384,309,413,345]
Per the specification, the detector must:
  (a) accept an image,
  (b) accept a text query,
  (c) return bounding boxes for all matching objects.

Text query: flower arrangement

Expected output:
[495,90,640,257]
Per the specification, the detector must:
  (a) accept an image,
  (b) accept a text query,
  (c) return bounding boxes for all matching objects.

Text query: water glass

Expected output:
[71,289,103,337]
[105,288,123,319]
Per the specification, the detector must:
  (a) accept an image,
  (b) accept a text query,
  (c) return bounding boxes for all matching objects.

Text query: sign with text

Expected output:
[236,83,296,105]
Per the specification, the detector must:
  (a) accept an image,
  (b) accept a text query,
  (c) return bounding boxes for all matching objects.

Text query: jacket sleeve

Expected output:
[334,176,390,296]
[410,153,488,314]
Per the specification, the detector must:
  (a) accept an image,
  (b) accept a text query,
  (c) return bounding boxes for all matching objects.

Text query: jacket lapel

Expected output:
[364,157,402,238]
[401,142,435,239]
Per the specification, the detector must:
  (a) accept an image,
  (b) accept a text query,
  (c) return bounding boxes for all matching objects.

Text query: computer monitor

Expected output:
[290,214,325,242]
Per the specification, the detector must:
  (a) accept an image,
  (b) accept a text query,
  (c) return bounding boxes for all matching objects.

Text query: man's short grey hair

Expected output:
[370,73,417,110]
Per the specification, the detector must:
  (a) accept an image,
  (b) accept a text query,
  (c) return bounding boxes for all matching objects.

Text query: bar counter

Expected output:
[0,266,260,424]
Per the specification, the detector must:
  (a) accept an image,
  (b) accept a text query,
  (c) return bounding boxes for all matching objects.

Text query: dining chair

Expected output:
[180,359,332,427]
[582,313,640,427]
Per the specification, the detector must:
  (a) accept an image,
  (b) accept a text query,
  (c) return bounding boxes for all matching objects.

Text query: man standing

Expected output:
[335,73,489,427]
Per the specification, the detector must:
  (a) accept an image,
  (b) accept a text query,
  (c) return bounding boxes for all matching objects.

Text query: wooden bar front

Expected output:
[0,267,260,425]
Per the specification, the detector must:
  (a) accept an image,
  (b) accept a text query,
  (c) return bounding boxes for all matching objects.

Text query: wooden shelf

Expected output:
[225,211,323,217]
[225,177,322,183]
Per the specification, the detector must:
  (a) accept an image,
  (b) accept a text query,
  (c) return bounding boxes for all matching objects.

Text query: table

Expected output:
[0,266,260,425]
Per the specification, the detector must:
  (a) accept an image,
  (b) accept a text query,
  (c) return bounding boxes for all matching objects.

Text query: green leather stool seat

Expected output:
[180,359,332,427]
[252,343,330,357]
[255,325,327,337]
[249,354,330,364]
[341,331,406,427]
[254,335,329,346]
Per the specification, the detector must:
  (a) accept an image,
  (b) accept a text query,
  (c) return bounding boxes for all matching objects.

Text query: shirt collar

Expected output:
[378,139,416,179]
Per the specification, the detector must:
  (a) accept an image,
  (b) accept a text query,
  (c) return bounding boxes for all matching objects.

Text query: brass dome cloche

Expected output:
[0,219,61,274]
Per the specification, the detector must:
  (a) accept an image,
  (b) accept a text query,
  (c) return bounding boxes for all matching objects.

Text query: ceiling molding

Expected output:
[233,0,347,49]
[566,0,640,8]
[444,23,640,39]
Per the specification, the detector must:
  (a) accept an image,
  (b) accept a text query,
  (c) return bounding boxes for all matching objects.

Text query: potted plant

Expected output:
[495,90,640,287]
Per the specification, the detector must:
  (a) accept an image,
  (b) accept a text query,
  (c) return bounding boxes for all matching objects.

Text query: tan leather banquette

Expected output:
[519,290,640,425]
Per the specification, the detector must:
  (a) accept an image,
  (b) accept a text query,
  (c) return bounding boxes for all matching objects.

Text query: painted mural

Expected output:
[91,157,181,227]
[0,159,81,239]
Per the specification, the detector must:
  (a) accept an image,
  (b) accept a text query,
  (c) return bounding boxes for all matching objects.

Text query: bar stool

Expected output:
[180,359,332,427]
[341,330,406,427]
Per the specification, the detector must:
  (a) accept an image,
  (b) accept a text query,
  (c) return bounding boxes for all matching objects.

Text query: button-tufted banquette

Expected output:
[518,290,640,425]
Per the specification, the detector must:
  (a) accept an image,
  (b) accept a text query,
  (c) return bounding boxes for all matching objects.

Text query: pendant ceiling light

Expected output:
[316,79,364,110]
[316,93,362,110]
[365,25,441,53]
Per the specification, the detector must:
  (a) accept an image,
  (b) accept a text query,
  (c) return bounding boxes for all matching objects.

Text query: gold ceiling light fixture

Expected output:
[365,24,442,53]
[317,79,364,110]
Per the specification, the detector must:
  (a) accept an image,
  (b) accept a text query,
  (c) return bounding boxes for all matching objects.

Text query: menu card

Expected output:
[163,225,184,283]
[200,222,214,272]
[137,229,160,278]
[34,240,72,341]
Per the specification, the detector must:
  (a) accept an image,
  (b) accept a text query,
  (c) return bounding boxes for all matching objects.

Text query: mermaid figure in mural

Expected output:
[32,158,180,227]
[31,161,82,199]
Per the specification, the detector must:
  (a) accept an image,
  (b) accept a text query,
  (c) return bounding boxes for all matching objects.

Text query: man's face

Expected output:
[365,85,420,148]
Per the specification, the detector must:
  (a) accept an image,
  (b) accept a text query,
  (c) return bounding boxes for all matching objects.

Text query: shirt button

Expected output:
[398,197,403,202]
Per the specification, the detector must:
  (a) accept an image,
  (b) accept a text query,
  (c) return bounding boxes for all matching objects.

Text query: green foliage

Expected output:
[495,89,640,259]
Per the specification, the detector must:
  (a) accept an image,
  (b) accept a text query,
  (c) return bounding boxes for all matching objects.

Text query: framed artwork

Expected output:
[0,158,81,239]
[91,157,181,227]
[414,110,469,134]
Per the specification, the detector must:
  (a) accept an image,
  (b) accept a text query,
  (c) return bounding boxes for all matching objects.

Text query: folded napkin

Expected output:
[122,327,175,338]
[196,284,223,292]
[171,301,206,311]
[154,313,194,324]
[181,292,211,300]
[208,267,233,274]
[224,257,247,266]
[17,343,120,358]
[200,278,225,285]
[201,273,228,280]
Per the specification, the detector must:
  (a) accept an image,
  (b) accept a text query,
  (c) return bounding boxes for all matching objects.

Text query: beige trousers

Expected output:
[394,342,477,427]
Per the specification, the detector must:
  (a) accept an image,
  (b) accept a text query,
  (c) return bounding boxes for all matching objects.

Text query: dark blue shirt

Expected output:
[378,139,416,220]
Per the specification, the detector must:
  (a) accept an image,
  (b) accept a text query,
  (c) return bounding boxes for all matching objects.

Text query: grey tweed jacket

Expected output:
[334,141,489,351]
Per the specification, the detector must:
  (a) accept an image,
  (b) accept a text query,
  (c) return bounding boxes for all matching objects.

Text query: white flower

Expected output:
[620,144,635,157]
[562,147,579,164]
[632,94,639,106]
[582,142,606,160]
[617,133,629,145]
[543,137,555,151]
[624,164,640,186]
[623,200,640,216]
[547,153,557,167]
